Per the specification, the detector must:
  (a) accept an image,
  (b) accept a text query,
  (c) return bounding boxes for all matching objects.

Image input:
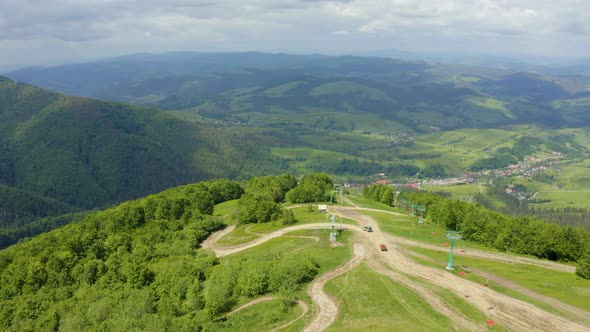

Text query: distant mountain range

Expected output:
[6,52,589,133]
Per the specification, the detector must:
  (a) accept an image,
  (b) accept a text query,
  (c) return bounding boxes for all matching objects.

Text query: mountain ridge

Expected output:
[0,75,284,211]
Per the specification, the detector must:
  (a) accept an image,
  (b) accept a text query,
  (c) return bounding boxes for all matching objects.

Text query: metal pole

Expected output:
[446,231,461,270]
[447,239,455,270]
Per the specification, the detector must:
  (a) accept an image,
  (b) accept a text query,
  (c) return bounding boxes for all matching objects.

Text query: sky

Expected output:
[1,0,589,69]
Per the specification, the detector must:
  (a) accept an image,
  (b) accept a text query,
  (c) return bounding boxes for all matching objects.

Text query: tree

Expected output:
[238,192,282,224]
[576,247,590,280]
[281,209,297,225]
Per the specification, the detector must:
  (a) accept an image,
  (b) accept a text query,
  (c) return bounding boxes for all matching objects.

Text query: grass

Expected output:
[207,298,304,331]
[324,263,456,332]
[450,75,481,83]
[554,159,590,191]
[310,81,394,103]
[430,287,508,331]
[214,195,589,330]
[393,264,509,331]
[271,147,361,161]
[216,225,259,246]
[353,207,493,252]
[217,206,356,246]
[553,97,590,108]
[345,196,399,212]
[166,109,217,123]
[468,97,514,119]
[221,228,353,274]
[422,183,486,200]
[532,191,590,209]
[406,246,590,312]
[263,80,307,95]
[214,200,239,225]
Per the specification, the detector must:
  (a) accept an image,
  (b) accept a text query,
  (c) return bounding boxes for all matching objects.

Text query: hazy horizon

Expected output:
[1,0,589,70]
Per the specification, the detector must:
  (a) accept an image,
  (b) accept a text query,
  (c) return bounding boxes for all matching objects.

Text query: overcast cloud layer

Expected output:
[1,0,589,68]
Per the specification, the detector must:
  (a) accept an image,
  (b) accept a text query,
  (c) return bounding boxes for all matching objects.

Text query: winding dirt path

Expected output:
[404,249,590,326]
[225,296,275,316]
[201,225,235,249]
[333,207,589,332]
[272,300,310,332]
[349,231,485,331]
[224,295,310,332]
[202,206,589,331]
[304,243,366,332]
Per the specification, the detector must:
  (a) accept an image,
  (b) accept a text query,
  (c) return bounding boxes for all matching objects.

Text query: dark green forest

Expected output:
[0,76,284,219]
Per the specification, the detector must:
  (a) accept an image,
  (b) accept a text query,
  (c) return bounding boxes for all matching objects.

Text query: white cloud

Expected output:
[332,30,350,35]
[0,0,588,67]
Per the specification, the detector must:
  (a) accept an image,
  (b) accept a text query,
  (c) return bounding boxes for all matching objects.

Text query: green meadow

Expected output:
[406,246,590,312]
[325,263,456,332]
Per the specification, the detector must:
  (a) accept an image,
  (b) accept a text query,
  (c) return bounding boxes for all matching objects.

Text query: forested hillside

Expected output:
[0,76,284,212]
[0,178,324,330]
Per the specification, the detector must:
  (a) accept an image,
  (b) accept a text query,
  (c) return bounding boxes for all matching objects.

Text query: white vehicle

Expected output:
[363,226,373,232]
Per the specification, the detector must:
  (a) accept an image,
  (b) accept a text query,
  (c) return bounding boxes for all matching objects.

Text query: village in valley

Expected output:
[344,151,566,202]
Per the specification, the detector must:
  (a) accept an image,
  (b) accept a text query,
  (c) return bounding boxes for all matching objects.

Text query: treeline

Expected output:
[0,175,332,330]
[204,253,318,318]
[237,173,332,225]
[363,184,395,205]
[0,212,90,249]
[398,191,590,279]
[362,184,590,279]
[470,148,517,171]
[473,180,528,216]
[474,180,590,231]
[529,207,590,231]
[313,158,447,179]
[0,184,77,227]
[0,184,84,249]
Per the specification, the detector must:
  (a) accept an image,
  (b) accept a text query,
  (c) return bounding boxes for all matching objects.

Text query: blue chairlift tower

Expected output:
[446,231,462,270]
[410,203,417,217]
[399,198,408,210]
[417,205,426,223]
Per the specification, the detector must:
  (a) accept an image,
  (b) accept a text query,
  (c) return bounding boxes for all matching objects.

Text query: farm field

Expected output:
[531,190,590,209]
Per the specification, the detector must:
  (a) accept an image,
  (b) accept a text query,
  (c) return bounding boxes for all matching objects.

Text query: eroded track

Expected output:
[202,206,589,331]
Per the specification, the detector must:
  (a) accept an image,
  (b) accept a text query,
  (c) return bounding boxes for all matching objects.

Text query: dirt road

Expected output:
[334,207,589,332]
[333,206,575,273]
[203,207,589,331]
[304,243,366,332]
[404,249,590,326]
